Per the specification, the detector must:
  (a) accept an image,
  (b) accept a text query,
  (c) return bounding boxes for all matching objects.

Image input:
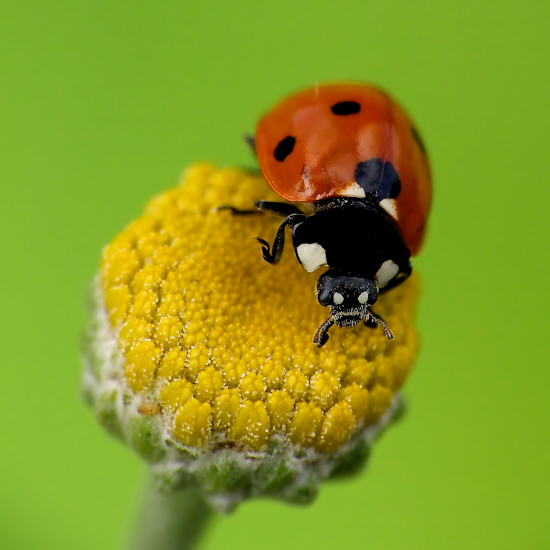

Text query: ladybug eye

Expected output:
[274,136,296,161]
[331,101,361,115]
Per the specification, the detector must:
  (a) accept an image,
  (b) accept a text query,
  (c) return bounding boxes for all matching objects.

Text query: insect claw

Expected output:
[313,315,335,347]
[255,237,273,262]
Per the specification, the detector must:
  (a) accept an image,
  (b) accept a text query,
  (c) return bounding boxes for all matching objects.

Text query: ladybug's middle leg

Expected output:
[254,200,304,217]
[217,206,258,215]
[218,200,303,217]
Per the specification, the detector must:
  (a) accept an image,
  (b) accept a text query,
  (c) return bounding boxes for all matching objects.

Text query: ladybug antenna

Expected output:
[366,309,394,340]
[313,315,334,347]
[244,134,256,155]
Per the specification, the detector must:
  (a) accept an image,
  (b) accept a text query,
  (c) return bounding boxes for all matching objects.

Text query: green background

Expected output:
[1,1,549,548]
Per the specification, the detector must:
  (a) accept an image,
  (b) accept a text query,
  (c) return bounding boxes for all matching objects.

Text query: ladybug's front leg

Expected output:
[313,315,335,347]
[364,316,378,329]
[364,310,394,340]
[257,213,305,264]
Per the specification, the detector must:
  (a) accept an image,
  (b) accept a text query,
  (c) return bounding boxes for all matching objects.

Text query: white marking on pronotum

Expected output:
[358,291,369,304]
[379,198,398,220]
[375,259,399,288]
[337,182,367,198]
[296,243,328,273]
[333,292,344,305]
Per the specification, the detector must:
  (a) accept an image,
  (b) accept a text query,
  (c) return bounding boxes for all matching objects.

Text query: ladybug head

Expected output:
[314,270,393,347]
[316,271,379,325]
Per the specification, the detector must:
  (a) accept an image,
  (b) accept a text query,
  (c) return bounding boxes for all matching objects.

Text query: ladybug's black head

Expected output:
[316,271,379,326]
[313,270,393,347]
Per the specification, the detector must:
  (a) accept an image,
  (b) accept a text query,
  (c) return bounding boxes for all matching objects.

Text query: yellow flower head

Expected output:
[83,164,420,510]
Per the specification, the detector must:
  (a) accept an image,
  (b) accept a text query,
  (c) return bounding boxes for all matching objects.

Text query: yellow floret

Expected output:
[131,265,165,294]
[260,360,285,390]
[100,165,420,452]
[308,371,341,410]
[229,400,270,450]
[194,366,224,403]
[390,336,419,390]
[157,347,187,380]
[221,362,247,389]
[159,379,194,414]
[339,384,370,420]
[136,231,167,259]
[316,401,357,452]
[344,358,373,387]
[119,317,154,352]
[104,285,130,326]
[239,372,266,401]
[125,340,163,392]
[101,245,140,290]
[364,384,393,424]
[213,388,241,431]
[372,356,396,389]
[173,398,212,447]
[130,290,158,321]
[289,402,324,447]
[154,316,184,350]
[159,272,183,298]
[266,390,294,432]
[156,292,185,319]
[284,369,309,402]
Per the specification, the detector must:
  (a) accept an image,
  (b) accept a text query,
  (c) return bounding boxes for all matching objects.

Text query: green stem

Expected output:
[127,479,213,550]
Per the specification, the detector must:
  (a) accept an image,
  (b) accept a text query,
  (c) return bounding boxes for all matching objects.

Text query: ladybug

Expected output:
[227,83,431,347]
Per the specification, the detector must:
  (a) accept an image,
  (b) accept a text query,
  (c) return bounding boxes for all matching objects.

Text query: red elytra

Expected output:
[255,83,432,256]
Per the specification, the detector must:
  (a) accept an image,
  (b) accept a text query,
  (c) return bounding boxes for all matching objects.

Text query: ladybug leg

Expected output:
[217,206,258,215]
[256,213,305,264]
[254,200,304,217]
[218,201,303,217]
[364,316,378,329]
[365,310,394,340]
[379,261,412,294]
[313,315,335,347]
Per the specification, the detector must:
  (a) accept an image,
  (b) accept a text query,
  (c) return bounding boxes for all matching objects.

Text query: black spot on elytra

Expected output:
[354,158,401,201]
[410,125,426,154]
[331,101,361,115]
[274,136,296,161]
